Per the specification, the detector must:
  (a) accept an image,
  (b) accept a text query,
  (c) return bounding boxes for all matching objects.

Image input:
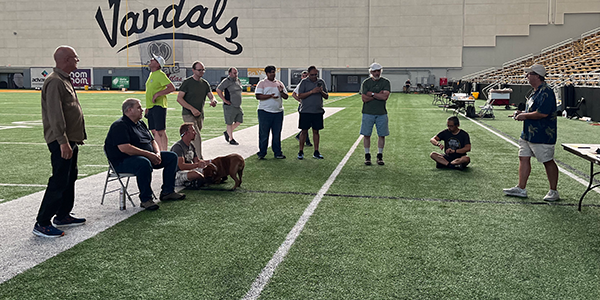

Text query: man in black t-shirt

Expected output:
[429,116,471,170]
[104,98,185,210]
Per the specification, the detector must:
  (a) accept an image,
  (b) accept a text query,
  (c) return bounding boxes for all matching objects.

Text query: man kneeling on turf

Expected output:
[170,123,209,187]
[104,98,185,211]
[430,116,471,170]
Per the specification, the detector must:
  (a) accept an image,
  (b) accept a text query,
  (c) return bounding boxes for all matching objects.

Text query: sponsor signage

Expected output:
[30,67,53,89]
[239,77,249,86]
[112,76,130,89]
[163,66,186,89]
[70,69,93,88]
[30,68,93,89]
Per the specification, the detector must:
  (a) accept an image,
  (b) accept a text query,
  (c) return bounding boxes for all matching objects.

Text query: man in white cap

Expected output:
[359,62,391,165]
[146,54,175,151]
[503,63,559,201]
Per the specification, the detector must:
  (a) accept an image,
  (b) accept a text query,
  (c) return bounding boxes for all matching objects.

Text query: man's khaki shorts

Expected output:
[518,138,555,163]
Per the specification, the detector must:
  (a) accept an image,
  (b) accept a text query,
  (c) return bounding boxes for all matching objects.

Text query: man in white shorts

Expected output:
[170,123,208,187]
[503,64,559,201]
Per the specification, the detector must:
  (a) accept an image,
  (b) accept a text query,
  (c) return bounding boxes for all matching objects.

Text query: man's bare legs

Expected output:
[152,129,168,151]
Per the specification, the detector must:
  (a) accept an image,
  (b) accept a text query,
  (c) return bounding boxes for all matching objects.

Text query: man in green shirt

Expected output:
[145,54,175,151]
[359,63,391,166]
[176,61,217,159]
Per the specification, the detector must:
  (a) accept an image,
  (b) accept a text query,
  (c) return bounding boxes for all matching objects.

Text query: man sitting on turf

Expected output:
[170,123,208,187]
[104,98,185,211]
[429,116,471,170]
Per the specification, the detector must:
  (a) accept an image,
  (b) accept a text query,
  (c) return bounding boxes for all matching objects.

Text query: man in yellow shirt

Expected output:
[145,54,175,150]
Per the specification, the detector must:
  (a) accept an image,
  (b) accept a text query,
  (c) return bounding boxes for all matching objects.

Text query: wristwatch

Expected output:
[371,92,375,96]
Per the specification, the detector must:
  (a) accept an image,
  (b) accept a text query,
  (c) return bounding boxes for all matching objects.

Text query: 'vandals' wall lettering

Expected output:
[95,0,242,55]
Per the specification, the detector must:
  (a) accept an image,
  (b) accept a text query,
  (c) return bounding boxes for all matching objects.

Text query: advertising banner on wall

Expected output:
[164,67,186,89]
[30,67,53,89]
[70,69,93,88]
[111,76,130,89]
[247,68,280,81]
[31,68,93,89]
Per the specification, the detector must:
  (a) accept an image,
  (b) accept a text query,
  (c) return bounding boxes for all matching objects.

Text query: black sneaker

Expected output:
[257,153,266,160]
[297,151,304,160]
[140,199,159,210]
[305,141,313,147]
[223,131,230,142]
[377,153,385,165]
[313,151,324,159]
[160,191,186,201]
[53,215,86,227]
[275,155,286,159]
[365,153,372,165]
[295,132,301,141]
[229,139,239,145]
[33,223,64,238]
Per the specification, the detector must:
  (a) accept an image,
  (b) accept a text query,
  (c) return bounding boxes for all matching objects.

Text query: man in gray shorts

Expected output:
[217,67,244,145]
[503,64,559,201]
[295,66,328,159]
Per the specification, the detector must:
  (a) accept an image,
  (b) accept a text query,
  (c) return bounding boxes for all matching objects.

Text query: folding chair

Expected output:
[101,151,138,210]
[565,97,584,119]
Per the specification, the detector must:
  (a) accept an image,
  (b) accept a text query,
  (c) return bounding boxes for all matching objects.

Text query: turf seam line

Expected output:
[242,136,363,300]
[462,113,600,196]
[200,188,600,208]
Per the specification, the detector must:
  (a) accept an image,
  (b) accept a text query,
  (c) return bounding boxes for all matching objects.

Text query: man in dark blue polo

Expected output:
[104,98,185,210]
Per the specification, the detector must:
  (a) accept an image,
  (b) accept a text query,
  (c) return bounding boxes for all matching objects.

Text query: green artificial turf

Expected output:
[1,92,600,299]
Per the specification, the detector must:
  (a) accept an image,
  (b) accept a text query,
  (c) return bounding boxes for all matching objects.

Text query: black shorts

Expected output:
[299,113,324,130]
[147,106,167,131]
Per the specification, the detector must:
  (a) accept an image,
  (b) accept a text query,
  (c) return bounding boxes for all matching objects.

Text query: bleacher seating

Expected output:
[464,28,600,88]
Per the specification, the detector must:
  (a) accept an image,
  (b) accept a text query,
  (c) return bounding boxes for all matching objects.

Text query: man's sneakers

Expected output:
[543,189,560,202]
[53,215,86,227]
[223,131,230,142]
[365,153,384,165]
[33,223,65,238]
[275,155,287,159]
[140,199,160,210]
[297,151,304,160]
[503,186,528,198]
[229,139,239,145]
[160,192,186,201]
[305,141,313,147]
[313,151,324,159]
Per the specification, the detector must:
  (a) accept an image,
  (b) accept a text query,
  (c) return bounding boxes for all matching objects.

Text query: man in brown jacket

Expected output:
[34,45,87,238]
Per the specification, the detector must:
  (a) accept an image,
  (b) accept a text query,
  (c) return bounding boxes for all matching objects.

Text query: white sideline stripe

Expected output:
[462,114,600,194]
[0,183,47,187]
[243,136,362,300]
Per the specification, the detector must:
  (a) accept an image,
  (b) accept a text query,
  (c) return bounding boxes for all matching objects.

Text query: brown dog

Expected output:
[203,153,245,190]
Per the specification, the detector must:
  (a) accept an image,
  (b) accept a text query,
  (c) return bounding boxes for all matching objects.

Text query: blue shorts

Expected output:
[360,113,389,137]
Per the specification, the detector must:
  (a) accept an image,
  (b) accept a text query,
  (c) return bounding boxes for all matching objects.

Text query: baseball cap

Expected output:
[523,64,546,77]
[151,54,165,69]
[369,63,382,71]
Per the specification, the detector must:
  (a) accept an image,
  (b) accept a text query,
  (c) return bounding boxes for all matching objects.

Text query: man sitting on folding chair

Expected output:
[104,98,185,211]
[429,116,471,170]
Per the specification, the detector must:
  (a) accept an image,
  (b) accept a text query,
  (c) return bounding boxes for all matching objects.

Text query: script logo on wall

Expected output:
[95,0,243,55]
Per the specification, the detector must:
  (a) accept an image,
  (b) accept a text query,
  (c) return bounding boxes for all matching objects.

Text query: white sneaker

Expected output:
[543,190,560,202]
[503,186,527,198]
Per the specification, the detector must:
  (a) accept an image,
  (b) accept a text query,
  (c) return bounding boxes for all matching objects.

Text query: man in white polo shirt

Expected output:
[254,65,289,159]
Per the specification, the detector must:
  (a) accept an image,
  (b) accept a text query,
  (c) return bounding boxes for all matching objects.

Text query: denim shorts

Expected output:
[360,113,389,137]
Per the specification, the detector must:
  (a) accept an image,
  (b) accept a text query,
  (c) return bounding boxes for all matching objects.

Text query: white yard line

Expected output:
[243,135,362,300]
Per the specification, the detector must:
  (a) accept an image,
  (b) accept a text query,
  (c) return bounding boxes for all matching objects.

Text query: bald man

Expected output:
[34,46,87,238]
